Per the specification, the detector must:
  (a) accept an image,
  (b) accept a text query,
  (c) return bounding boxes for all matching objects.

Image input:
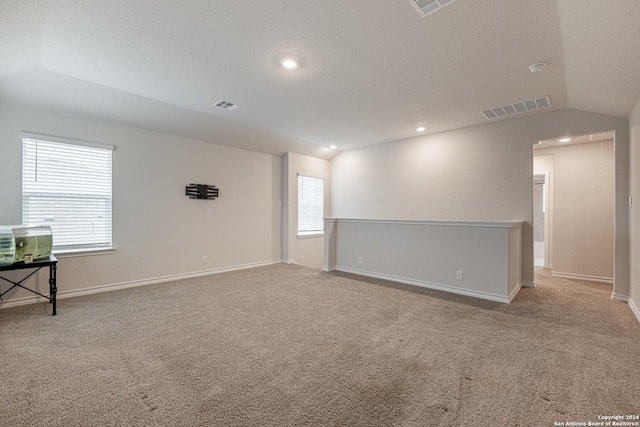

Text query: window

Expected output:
[22,134,113,252]
[297,174,324,236]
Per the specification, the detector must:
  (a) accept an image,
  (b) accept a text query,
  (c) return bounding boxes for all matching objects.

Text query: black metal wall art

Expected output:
[186,184,219,200]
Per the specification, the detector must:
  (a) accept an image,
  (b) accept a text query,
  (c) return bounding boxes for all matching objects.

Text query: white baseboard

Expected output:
[522,281,535,288]
[629,297,640,325]
[508,283,522,302]
[334,266,515,304]
[611,293,629,302]
[322,265,336,272]
[552,271,614,284]
[0,259,281,311]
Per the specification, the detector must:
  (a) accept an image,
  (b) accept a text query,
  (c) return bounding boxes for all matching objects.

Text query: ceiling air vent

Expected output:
[408,0,458,18]
[481,96,552,120]
[214,100,241,111]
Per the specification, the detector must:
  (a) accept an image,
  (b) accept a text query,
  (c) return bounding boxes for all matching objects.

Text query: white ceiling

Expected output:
[2,0,640,160]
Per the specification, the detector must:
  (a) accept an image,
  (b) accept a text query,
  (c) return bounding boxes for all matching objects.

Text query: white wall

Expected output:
[331,109,630,296]
[0,103,282,302]
[535,141,615,281]
[282,152,330,268]
[630,96,640,320]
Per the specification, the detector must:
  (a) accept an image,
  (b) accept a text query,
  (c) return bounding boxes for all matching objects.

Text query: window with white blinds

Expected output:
[297,174,324,236]
[22,134,113,252]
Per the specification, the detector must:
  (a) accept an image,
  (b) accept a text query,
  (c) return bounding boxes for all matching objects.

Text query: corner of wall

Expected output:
[282,152,331,268]
[281,153,290,263]
[628,96,640,318]
[629,296,640,325]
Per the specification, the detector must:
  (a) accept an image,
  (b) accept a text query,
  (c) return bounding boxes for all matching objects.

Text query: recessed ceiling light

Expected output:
[329,145,337,149]
[529,62,546,73]
[416,126,426,132]
[559,137,571,142]
[275,55,304,70]
[282,59,298,69]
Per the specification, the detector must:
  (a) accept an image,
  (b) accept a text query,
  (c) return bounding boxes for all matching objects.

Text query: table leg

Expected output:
[49,264,57,316]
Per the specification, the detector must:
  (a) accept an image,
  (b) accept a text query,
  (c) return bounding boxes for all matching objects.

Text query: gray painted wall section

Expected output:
[325,219,523,303]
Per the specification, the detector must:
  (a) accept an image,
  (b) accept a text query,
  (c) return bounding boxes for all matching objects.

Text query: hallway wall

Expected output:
[535,140,615,281]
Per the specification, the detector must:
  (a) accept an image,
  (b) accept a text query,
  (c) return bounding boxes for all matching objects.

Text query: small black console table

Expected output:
[0,255,58,315]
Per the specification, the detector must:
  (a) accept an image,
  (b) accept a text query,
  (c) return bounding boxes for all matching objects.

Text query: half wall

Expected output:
[324,218,523,303]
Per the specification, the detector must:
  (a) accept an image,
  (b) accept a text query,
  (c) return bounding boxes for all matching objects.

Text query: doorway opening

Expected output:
[533,172,548,267]
[533,131,615,285]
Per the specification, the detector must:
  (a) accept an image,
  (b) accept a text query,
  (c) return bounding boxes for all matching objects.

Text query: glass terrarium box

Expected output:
[0,225,53,266]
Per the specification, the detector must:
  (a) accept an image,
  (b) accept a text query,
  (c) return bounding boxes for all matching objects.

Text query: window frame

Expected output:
[297,174,325,237]
[21,133,114,255]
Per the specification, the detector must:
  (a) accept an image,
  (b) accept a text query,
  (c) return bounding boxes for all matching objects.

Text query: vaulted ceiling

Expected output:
[2,0,640,159]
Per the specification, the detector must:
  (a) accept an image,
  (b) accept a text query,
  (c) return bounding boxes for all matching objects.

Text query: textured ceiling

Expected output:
[1,0,640,160]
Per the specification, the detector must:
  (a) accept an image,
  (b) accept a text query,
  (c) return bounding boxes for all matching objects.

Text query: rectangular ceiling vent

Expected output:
[481,96,552,120]
[408,0,458,18]
[214,100,241,111]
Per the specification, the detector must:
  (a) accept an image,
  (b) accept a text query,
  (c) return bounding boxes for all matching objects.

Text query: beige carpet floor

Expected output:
[0,264,639,426]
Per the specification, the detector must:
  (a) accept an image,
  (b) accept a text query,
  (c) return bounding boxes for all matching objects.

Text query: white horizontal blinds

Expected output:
[22,137,113,251]
[298,174,324,235]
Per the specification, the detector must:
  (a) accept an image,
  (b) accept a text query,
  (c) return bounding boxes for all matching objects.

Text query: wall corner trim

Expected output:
[628,297,640,325]
[508,283,522,302]
[611,292,629,302]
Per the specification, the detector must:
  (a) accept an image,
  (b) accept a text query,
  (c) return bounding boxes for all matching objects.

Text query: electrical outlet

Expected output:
[456,270,463,280]
[202,256,208,264]
[358,256,363,264]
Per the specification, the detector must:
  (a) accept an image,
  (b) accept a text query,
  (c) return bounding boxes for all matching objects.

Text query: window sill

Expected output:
[297,233,324,239]
[53,247,115,259]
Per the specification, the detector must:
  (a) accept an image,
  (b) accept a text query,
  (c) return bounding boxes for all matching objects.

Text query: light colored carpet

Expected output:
[0,264,639,426]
